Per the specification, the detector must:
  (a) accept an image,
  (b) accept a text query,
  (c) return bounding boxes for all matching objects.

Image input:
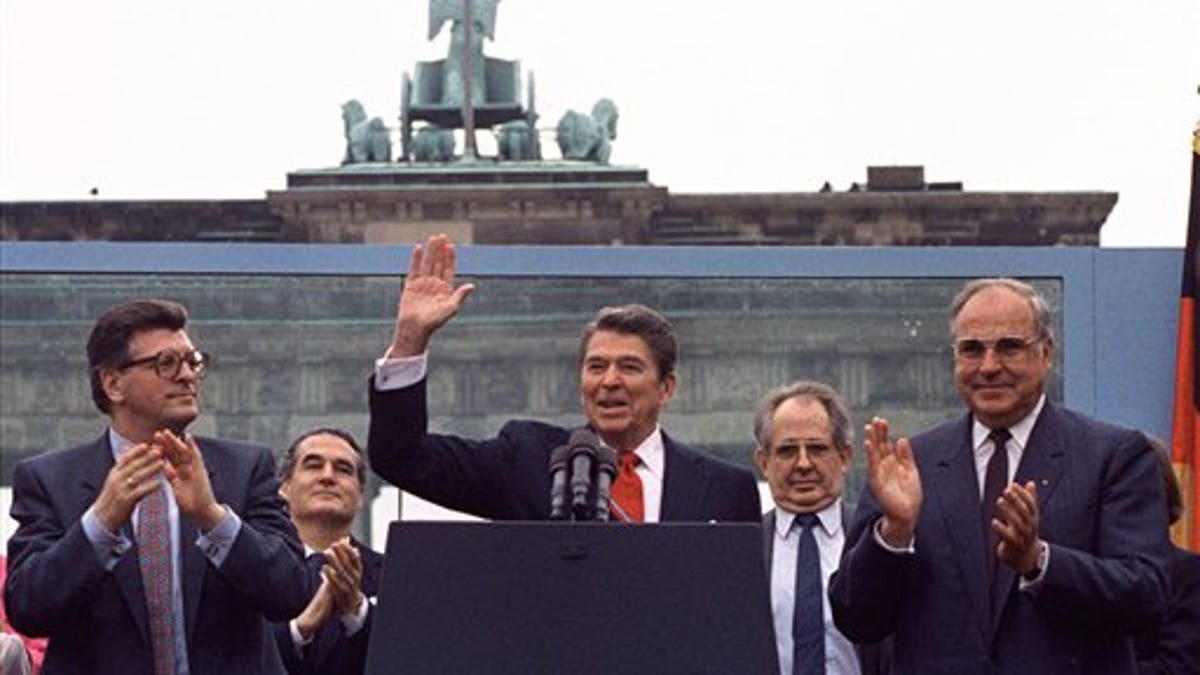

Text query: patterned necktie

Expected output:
[610,451,644,522]
[137,484,175,675]
[982,428,1012,582]
[792,514,824,675]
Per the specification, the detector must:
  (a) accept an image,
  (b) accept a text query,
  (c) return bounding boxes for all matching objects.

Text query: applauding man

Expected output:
[829,278,1170,674]
[274,428,383,675]
[5,299,306,674]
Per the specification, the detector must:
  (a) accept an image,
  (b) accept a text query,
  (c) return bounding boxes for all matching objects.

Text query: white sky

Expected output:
[1,0,1197,247]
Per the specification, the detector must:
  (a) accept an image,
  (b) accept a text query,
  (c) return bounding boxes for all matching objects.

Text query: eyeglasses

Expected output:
[117,349,209,380]
[952,336,1043,362]
[768,442,838,462]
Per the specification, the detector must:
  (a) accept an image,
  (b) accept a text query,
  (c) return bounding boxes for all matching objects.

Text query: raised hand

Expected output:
[863,417,923,547]
[92,442,167,533]
[389,233,476,357]
[157,430,226,531]
[993,481,1043,576]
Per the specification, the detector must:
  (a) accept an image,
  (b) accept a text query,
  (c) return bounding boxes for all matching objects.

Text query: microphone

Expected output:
[548,443,572,520]
[568,429,597,521]
[592,443,617,521]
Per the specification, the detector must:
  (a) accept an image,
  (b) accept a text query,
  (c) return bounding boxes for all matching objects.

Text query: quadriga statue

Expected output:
[341,100,392,164]
[496,120,540,161]
[412,125,456,162]
[555,99,618,164]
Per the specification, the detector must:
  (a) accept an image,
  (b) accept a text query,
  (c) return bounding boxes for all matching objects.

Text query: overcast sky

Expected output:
[2,0,1197,247]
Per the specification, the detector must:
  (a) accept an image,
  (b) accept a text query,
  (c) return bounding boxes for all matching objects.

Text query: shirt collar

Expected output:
[972,393,1045,454]
[108,427,134,460]
[773,498,843,539]
[623,425,665,480]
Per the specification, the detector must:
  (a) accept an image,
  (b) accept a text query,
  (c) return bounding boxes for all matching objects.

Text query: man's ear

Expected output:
[838,444,853,473]
[658,371,677,404]
[100,368,124,406]
[753,448,769,476]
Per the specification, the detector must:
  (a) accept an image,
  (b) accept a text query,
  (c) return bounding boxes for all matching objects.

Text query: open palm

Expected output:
[390,234,475,356]
[864,418,923,530]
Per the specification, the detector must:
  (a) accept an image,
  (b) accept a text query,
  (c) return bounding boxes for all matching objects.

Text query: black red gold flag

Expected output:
[1169,126,1200,551]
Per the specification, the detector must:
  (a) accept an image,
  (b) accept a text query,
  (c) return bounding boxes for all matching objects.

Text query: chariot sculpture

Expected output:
[400,0,538,161]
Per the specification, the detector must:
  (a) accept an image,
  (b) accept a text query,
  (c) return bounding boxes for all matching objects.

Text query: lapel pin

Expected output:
[1041,478,1049,487]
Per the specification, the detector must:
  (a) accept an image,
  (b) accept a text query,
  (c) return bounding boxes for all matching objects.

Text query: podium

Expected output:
[365,521,779,674]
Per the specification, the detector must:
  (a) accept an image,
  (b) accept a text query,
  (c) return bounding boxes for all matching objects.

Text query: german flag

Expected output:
[1171,126,1200,551]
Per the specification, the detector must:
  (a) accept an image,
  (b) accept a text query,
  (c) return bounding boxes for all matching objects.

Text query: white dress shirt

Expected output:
[769,500,861,675]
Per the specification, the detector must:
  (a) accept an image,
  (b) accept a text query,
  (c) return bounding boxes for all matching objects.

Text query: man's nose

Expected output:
[979,347,1004,372]
[793,448,814,470]
[177,360,199,381]
[600,365,622,386]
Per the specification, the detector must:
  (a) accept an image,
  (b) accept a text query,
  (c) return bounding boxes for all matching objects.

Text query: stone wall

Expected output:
[1,165,1113,246]
[0,274,1064,521]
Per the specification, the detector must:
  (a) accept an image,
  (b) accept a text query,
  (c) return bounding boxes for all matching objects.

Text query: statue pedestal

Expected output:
[266,161,666,245]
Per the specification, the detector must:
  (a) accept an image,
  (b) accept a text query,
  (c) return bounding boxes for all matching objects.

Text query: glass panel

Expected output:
[0,273,1064,546]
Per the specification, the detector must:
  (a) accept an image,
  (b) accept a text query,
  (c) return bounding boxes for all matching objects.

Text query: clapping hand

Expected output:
[863,417,923,547]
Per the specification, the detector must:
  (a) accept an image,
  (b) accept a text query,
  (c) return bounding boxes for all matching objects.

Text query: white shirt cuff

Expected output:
[872,517,916,554]
[338,593,371,636]
[1018,541,1051,590]
[374,351,427,390]
[81,507,132,570]
[194,505,240,566]
[289,618,314,653]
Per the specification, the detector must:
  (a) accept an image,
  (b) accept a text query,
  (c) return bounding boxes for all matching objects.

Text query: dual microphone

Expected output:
[548,429,620,521]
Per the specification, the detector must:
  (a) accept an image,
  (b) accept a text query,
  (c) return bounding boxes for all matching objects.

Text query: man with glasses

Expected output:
[753,381,888,675]
[829,277,1171,674]
[5,298,306,674]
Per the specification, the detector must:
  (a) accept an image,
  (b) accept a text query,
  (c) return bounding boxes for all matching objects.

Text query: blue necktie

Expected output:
[792,513,824,675]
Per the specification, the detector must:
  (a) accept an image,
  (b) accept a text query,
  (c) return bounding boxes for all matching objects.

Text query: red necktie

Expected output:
[611,451,644,523]
[138,484,175,675]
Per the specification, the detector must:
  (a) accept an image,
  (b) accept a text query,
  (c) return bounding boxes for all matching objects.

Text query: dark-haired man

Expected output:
[5,298,306,674]
[273,428,383,675]
[367,233,760,522]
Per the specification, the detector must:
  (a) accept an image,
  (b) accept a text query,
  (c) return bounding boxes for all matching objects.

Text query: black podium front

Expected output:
[365,521,779,674]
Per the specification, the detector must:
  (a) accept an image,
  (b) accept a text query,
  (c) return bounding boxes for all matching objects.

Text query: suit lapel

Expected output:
[659,435,706,521]
[923,417,993,646]
[990,404,1066,632]
[183,439,221,640]
[761,510,776,571]
[80,434,154,647]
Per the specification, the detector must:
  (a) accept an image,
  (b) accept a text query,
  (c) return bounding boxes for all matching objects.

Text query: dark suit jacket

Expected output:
[367,377,761,522]
[829,403,1170,675]
[762,507,891,675]
[4,433,308,675]
[1134,544,1200,675]
[273,540,385,675]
